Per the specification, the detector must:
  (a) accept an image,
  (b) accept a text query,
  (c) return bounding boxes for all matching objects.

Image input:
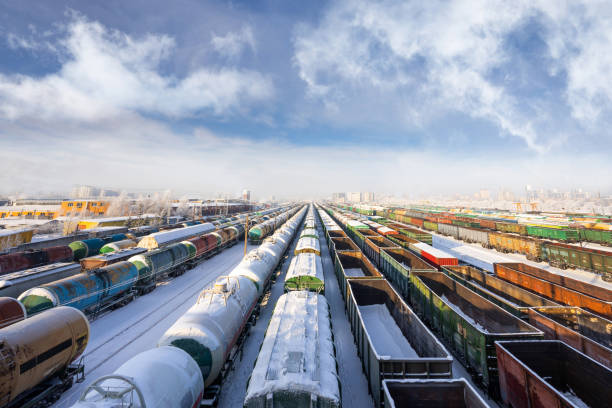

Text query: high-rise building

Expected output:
[332,192,346,202]
[242,189,251,201]
[362,192,375,202]
[347,192,362,203]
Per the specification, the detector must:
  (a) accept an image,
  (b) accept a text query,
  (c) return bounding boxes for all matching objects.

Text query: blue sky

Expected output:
[0,0,611,198]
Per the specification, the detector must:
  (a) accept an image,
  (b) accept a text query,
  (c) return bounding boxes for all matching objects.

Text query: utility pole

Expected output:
[244,214,249,255]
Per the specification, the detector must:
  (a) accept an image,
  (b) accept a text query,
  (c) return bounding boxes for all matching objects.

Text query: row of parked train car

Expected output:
[379,207,612,281]
[67,204,307,408]
[244,205,340,407]
[0,207,283,276]
[321,203,611,408]
[0,206,301,408]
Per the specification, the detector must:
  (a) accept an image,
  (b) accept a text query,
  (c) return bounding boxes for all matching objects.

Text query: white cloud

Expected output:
[211,25,256,59]
[0,15,273,121]
[293,0,612,150]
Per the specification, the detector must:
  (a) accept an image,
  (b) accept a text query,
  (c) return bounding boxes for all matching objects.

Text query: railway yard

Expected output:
[0,203,610,408]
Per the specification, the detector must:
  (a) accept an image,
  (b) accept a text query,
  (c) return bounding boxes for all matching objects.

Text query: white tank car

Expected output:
[72,346,203,408]
[158,206,307,388]
[158,275,258,387]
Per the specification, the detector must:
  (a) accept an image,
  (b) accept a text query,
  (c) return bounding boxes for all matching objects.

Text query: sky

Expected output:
[0,0,611,199]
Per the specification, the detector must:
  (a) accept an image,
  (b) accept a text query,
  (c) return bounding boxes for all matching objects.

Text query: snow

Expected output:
[412,242,455,259]
[51,241,255,408]
[440,294,489,333]
[344,268,366,277]
[561,389,591,408]
[295,236,321,254]
[285,252,324,283]
[358,304,418,359]
[433,235,512,272]
[217,209,307,407]
[315,215,374,408]
[398,220,612,291]
[137,222,215,248]
[244,291,340,406]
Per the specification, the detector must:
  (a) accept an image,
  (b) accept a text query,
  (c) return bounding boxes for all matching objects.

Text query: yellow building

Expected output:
[59,200,110,217]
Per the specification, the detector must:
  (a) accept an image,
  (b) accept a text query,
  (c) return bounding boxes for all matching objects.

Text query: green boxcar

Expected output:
[540,242,612,281]
[525,225,579,242]
[423,221,438,232]
[409,271,543,396]
[579,228,612,245]
[496,222,527,235]
[399,228,432,245]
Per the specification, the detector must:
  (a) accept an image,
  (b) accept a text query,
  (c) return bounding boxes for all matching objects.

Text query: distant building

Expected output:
[242,189,251,201]
[332,192,346,202]
[362,192,375,202]
[347,192,362,203]
[72,185,101,199]
[60,200,110,217]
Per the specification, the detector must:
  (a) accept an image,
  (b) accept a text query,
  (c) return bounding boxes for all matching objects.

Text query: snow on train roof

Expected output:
[285,253,324,283]
[137,222,215,248]
[0,262,80,286]
[244,291,340,406]
[412,242,455,259]
[295,236,321,254]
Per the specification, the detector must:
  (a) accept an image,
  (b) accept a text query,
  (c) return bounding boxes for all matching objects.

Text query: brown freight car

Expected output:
[0,297,26,329]
[494,263,612,319]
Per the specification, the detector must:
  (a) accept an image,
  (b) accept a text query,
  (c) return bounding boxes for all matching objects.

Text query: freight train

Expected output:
[16,211,284,317]
[0,207,299,408]
[385,207,612,280]
[67,205,306,408]
[320,203,612,407]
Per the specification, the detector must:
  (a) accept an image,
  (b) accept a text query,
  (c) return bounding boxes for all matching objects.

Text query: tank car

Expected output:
[0,262,82,299]
[71,346,203,408]
[69,238,106,261]
[0,297,26,329]
[18,261,138,315]
[0,306,89,407]
[99,238,137,253]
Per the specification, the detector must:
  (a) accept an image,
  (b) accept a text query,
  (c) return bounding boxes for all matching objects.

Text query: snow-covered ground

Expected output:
[316,221,374,408]
[52,242,254,408]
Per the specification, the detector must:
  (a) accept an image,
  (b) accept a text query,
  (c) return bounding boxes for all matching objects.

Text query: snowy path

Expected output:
[217,217,303,407]
[52,242,254,408]
[317,223,374,408]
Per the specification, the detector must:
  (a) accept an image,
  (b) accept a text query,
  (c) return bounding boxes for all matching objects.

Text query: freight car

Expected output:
[137,223,215,249]
[244,291,340,408]
[347,279,453,407]
[98,238,136,253]
[379,247,437,299]
[363,235,401,270]
[19,261,139,315]
[443,265,559,319]
[158,206,306,397]
[496,340,611,408]
[409,271,543,396]
[0,306,89,408]
[69,235,127,261]
[528,306,612,368]
[334,250,383,300]
[79,247,147,270]
[382,379,491,408]
[72,346,204,408]
[0,262,81,299]
[0,296,26,329]
[0,245,73,275]
[294,236,320,255]
[284,252,324,293]
[494,263,612,319]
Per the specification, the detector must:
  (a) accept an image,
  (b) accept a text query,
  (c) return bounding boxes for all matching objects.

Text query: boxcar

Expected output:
[579,228,612,246]
[423,221,439,232]
[409,271,543,395]
[457,227,489,246]
[496,340,611,408]
[438,223,459,238]
[347,279,453,408]
[526,225,579,242]
[540,241,612,281]
[382,379,491,408]
[528,306,612,369]
[486,231,541,260]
